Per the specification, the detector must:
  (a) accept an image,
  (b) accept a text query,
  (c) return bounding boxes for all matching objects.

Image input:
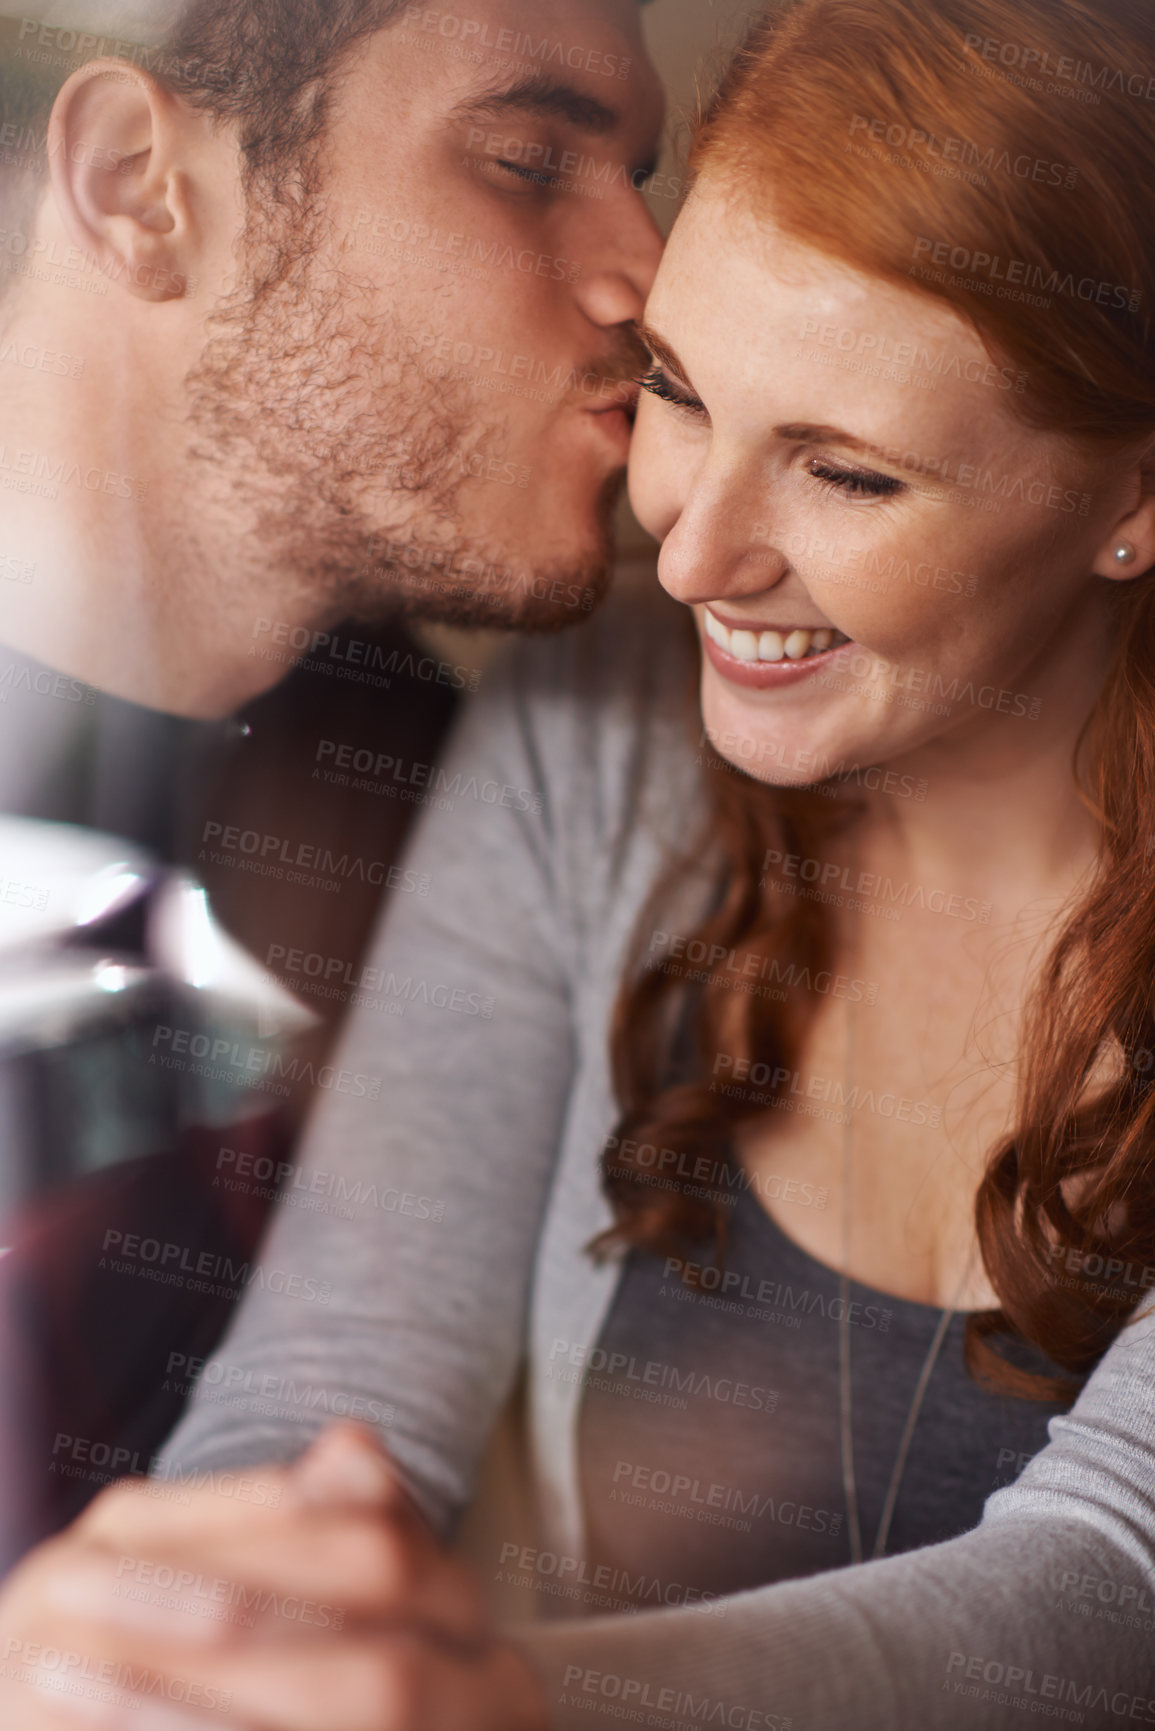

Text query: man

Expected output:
[0,0,663,1591]
[0,0,663,712]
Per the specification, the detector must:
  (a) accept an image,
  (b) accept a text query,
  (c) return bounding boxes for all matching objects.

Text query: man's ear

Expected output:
[47,58,199,303]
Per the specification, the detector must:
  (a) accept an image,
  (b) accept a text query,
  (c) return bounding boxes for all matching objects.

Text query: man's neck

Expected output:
[0,297,276,718]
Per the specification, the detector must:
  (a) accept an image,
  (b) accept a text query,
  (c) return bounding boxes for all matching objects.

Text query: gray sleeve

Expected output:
[518,1298,1155,1730]
[158,648,578,1537]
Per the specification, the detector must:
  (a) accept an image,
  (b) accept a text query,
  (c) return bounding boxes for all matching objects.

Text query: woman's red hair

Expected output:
[603,0,1155,1400]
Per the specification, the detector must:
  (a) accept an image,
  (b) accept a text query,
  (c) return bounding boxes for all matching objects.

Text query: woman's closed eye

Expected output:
[636,365,707,417]
[807,459,905,500]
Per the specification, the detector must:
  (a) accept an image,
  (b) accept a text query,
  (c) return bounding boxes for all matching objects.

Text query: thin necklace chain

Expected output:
[837,942,977,1565]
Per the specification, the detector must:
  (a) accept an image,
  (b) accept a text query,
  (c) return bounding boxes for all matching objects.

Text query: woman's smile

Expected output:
[701,605,854,689]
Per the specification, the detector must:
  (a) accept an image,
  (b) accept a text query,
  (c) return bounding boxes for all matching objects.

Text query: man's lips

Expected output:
[587,380,640,419]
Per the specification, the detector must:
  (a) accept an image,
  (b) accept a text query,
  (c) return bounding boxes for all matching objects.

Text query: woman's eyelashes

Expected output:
[807,459,906,501]
[637,365,707,416]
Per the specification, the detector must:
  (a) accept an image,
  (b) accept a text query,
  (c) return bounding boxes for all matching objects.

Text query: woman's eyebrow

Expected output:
[636,323,694,379]
[774,420,879,458]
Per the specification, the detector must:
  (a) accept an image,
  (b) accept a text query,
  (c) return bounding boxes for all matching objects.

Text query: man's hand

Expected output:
[0,1424,548,1730]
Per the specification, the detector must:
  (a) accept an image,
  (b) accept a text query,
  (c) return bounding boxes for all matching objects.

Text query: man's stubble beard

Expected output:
[182,199,623,635]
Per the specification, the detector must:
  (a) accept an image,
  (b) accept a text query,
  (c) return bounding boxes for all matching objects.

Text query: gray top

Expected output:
[162,584,1155,1730]
[579,1180,1070,1595]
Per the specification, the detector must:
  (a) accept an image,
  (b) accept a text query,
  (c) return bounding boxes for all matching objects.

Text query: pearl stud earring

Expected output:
[1114,541,1138,565]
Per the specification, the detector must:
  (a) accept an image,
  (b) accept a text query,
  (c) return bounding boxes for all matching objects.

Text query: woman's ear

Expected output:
[47,57,199,303]
[1092,445,1155,582]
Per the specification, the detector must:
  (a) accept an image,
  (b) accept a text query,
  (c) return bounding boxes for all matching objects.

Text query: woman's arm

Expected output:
[517,1297,1155,1729]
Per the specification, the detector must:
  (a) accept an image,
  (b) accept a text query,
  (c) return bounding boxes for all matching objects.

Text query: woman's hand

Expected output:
[0,1424,549,1730]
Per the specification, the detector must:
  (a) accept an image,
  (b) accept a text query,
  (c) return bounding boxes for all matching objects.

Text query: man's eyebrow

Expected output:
[453,72,619,136]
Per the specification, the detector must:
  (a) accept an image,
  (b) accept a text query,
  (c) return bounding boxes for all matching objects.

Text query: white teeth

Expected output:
[704,610,847,664]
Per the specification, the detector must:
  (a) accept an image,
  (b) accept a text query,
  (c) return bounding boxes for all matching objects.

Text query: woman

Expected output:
[8,0,1155,1726]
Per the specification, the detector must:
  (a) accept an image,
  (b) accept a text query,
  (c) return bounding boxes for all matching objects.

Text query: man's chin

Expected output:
[388,551,613,635]
[360,472,623,635]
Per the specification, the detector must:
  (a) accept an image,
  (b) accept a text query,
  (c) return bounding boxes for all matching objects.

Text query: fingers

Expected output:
[69,1427,482,1643]
[14,1625,546,1731]
[290,1425,409,1512]
[0,1428,499,1731]
[42,1510,486,1645]
[79,1468,292,1548]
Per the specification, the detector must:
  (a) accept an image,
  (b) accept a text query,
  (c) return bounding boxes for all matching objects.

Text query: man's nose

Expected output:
[573,196,664,327]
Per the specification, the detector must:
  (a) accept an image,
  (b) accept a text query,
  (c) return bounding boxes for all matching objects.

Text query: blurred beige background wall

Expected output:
[643,0,765,229]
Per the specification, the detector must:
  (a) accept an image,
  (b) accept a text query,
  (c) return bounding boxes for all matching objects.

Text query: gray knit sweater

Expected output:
[162,585,1155,1730]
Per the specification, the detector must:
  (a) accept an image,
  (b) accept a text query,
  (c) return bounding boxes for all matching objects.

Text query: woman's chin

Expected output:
[698,682,866,789]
